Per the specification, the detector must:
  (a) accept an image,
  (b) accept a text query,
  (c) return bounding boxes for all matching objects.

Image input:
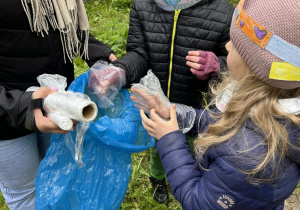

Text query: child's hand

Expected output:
[130,87,156,113]
[88,65,125,95]
[130,87,171,119]
[186,50,220,80]
[140,104,179,140]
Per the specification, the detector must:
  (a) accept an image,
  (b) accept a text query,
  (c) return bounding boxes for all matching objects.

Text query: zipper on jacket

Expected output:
[167,9,181,99]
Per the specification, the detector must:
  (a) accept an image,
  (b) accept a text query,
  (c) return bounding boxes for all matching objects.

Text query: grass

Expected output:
[74,0,130,77]
[120,151,182,210]
[1,0,298,209]
[0,196,7,210]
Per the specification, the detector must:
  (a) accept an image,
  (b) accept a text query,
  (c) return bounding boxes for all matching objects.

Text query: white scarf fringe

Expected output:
[21,0,89,63]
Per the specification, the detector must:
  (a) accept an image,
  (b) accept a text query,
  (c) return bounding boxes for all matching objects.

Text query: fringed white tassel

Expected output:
[55,0,79,62]
[21,0,33,30]
[79,30,89,60]
[21,0,90,63]
[67,0,78,27]
[76,0,89,60]
[41,0,59,29]
[31,0,49,36]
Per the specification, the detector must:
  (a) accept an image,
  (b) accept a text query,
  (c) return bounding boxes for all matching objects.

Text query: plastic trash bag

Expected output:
[131,70,196,133]
[35,70,154,210]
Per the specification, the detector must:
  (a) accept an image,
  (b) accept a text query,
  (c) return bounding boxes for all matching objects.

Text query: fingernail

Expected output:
[50,86,59,91]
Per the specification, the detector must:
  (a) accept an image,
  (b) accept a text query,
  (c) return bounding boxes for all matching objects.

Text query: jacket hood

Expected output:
[155,0,206,11]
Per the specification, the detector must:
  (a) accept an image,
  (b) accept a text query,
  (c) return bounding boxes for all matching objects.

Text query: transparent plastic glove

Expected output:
[88,61,126,108]
[186,50,220,80]
[174,103,196,134]
[130,85,171,119]
[130,70,171,119]
[131,70,196,133]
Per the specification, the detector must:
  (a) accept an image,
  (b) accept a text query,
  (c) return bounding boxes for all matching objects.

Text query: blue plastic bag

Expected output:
[35,71,154,210]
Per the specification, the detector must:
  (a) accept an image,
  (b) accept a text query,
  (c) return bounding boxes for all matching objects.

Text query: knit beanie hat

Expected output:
[230,0,300,89]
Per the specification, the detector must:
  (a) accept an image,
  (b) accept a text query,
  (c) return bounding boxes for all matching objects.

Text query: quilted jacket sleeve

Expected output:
[0,86,33,129]
[156,108,283,210]
[157,131,281,210]
[112,1,149,88]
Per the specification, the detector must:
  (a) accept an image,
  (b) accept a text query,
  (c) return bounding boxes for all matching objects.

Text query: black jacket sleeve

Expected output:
[111,1,149,88]
[0,86,33,130]
[83,33,114,67]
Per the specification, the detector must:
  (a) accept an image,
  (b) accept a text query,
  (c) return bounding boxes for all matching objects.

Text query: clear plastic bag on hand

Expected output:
[88,61,126,109]
[131,70,196,133]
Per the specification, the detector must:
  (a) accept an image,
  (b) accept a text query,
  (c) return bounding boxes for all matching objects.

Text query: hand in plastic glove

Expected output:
[89,65,126,95]
[140,105,179,140]
[130,86,171,119]
[32,87,75,134]
[186,50,220,80]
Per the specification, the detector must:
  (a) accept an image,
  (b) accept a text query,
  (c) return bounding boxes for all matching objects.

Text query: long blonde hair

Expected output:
[194,71,300,184]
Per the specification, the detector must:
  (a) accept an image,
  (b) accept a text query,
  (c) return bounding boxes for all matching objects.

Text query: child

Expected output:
[137,0,300,209]
[89,0,234,203]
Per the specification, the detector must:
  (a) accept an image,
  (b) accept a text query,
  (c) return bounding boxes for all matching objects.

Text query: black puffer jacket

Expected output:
[113,0,234,107]
[0,0,113,140]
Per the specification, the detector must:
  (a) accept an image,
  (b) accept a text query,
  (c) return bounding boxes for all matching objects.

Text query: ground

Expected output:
[284,191,300,210]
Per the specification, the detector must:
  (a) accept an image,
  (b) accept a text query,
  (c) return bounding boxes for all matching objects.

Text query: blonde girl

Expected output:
[137,0,300,209]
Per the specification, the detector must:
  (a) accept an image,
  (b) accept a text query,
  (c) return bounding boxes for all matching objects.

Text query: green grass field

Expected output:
[1,0,298,209]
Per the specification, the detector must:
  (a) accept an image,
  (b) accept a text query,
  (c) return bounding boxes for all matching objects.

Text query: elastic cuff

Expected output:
[24,104,35,131]
[33,119,42,134]
[24,98,43,133]
[31,98,43,109]
[159,130,182,141]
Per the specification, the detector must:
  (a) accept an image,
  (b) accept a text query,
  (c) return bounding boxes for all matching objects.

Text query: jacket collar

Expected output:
[155,0,206,11]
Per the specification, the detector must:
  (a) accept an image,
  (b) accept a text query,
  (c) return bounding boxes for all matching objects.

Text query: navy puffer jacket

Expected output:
[113,0,234,107]
[0,0,113,140]
[157,109,300,210]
